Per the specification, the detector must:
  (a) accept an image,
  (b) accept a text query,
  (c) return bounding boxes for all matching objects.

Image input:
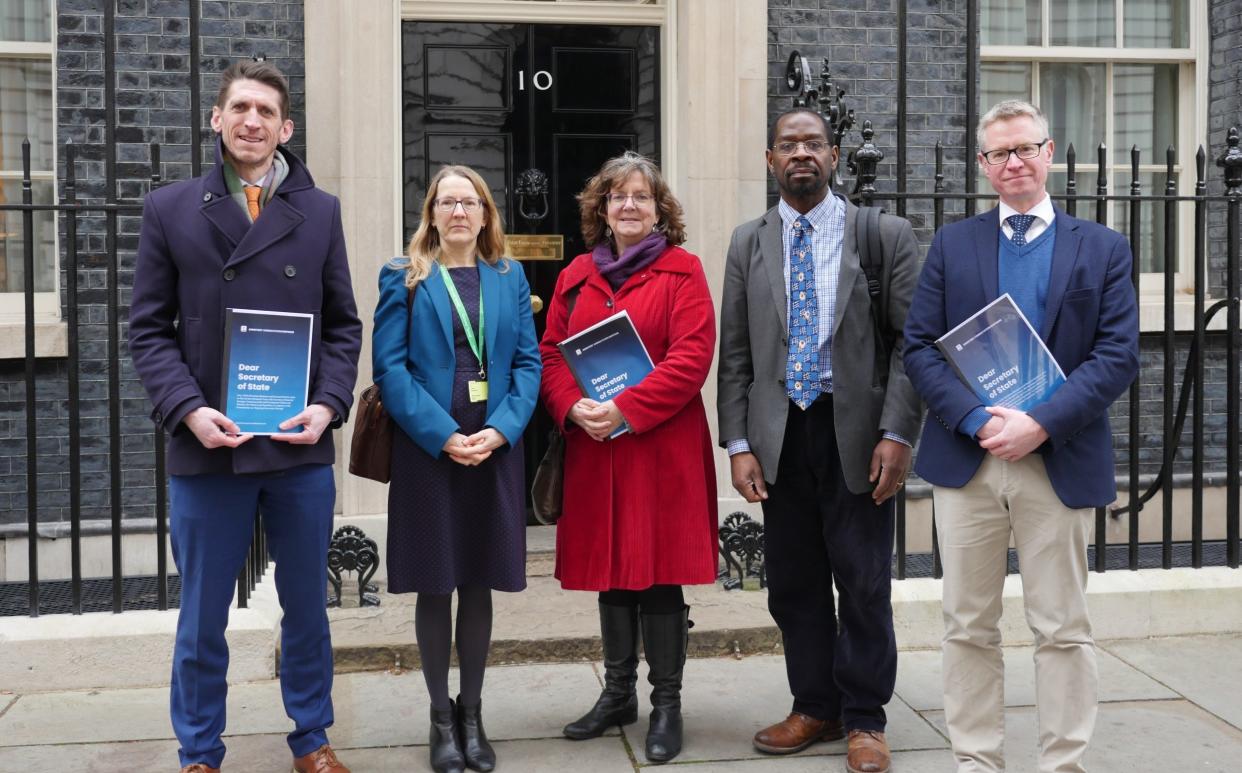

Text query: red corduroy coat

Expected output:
[540,247,719,591]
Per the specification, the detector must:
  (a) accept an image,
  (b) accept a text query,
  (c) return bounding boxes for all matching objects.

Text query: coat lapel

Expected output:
[1040,210,1084,339]
[425,267,456,356]
[480,260,500,366]
[223,196,306,269]
[835,200,861,327]
[200,189,249,250]
[974,209,1001,301]
[759,210,788,334]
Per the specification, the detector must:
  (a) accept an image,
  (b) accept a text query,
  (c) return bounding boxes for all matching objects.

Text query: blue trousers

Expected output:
[169,463,336,768]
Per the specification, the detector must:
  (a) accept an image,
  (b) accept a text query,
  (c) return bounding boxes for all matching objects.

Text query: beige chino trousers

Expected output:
[934,454,1097,773]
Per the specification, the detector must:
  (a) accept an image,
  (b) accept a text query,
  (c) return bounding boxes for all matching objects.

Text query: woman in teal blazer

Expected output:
[372,165,541,773]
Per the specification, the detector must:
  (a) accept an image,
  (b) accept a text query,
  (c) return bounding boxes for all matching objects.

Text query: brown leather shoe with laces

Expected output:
[753,712,845,754]
[845,729,891,773]
[292,744,350,773]
[179,765,219,773]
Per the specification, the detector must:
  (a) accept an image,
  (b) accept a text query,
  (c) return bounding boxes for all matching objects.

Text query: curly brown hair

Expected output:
[577,151,686,248]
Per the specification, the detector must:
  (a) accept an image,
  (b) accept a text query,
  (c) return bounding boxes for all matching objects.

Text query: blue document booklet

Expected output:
[221,308,314,435]
[557,310,655,438]
[935,293,1066,411]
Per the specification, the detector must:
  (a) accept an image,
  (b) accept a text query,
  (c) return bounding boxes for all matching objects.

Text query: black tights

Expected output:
[415,585,493,711]
[598,584,684,614]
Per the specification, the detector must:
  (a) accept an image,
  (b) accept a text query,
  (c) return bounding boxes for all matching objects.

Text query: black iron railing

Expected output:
[750,53,1242,584]
[2,138,267,617]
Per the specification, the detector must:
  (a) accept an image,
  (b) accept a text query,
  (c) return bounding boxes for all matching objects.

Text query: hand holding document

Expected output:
[557,310,654,439]
[935,294,1066,412]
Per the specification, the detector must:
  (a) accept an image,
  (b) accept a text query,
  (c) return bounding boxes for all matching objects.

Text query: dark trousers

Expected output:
[761,395,896,733]
[168,463,337,768]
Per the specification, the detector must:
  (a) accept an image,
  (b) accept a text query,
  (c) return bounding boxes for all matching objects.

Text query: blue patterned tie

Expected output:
[1006,214,1036,246]
[786,216,820,409]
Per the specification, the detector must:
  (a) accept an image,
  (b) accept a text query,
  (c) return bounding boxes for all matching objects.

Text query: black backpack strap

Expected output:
[855,206,895,373]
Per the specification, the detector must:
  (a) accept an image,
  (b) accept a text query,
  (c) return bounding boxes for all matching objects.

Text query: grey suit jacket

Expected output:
[717,195,924,494]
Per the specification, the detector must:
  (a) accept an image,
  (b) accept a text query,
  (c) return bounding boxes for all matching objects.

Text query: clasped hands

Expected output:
[976,406,1049,462]
[568,398,626,441]
[442,428,507,466]
[184,403,335,449]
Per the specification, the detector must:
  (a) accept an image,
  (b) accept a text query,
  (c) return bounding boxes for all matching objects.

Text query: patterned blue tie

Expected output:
[1007,214,1036,246]
[786,216,820,409]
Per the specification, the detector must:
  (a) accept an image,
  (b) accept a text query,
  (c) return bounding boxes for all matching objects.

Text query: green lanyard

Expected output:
[438,263,485,378]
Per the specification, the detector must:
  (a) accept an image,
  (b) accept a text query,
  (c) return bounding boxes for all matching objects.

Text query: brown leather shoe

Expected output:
[292,744,350,773]
[179,766,219,773]
[846,729,891,773]
[753,712,845,754]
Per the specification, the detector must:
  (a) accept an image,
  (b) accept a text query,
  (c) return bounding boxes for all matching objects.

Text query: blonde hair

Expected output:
[977,99,1051,152]
[576,151,686,249]
[402,165,508,288]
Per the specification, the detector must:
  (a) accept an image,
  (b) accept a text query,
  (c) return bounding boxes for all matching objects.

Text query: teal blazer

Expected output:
[372,258,541,458]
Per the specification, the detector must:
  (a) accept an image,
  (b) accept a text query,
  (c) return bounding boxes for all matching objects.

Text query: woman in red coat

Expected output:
[539,151,718,763]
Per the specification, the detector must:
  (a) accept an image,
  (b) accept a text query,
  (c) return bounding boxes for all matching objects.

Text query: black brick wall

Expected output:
[767,0,971,245]
[3,1,1235,529]
[1,0,305,530]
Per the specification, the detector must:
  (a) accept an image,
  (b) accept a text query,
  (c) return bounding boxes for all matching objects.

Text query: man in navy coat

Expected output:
[128,59,360,773]
[903,100,1139,772]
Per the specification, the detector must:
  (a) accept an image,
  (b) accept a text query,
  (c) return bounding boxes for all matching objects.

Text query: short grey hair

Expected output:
[976,100,1051,152]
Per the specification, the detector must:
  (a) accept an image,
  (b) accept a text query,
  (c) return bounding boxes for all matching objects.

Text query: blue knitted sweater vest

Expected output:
[997,223,1055,336]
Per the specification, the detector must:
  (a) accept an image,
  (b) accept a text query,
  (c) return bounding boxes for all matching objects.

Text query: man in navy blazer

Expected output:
[128,60,360,773]
[903,100,1138,772]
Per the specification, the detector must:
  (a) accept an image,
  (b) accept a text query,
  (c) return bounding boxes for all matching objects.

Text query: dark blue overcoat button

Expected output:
[284,265,296,278]
[223,268,236,281]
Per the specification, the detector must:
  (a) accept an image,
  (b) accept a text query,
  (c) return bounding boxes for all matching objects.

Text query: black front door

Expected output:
[402,21,661,515]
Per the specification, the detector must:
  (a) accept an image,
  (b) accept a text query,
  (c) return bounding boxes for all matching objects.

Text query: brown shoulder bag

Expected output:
[348,285,414,483]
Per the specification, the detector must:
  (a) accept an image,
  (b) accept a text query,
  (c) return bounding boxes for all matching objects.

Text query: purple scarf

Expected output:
[592,232,669,291]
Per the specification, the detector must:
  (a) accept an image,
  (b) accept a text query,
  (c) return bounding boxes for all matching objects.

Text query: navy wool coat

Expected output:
[128,141,362,476]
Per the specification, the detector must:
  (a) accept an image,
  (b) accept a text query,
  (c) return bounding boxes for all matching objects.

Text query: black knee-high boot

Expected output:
[563,602,640,739]
[642,606,690,763]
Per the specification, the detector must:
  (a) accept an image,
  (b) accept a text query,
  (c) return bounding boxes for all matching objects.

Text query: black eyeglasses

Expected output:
[980,139,1050,165]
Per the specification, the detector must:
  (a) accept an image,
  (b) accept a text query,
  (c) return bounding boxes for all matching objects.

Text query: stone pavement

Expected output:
[1,634,1240,772]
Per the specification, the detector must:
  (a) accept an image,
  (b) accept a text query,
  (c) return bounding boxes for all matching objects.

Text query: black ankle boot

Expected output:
[563,602,640,740]
[641,606,691,764]
[455,695,496,772]
[429,699,466,773]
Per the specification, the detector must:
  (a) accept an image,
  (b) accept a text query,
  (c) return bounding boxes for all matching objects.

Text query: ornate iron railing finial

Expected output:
[1219,127,1242,194]
[850,120,884,202]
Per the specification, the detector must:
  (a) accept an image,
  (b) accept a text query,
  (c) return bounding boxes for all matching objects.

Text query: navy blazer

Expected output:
[372,259,541,458]
[128,140,362,476]
[903,206,1139,508]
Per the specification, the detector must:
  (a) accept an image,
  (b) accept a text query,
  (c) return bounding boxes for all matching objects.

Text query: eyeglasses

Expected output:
[606,192,655,207]
[980,139,1049,166]
[434,197,482,213]
[773,140,830,156]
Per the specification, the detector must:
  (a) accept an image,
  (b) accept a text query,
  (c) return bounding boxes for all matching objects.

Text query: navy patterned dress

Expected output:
[386,267,527,595]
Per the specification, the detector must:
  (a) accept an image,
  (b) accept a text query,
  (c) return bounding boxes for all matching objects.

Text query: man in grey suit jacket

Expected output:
[718,108,922,773]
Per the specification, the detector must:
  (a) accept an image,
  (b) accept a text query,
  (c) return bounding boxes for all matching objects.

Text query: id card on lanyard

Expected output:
[439,263,488,402]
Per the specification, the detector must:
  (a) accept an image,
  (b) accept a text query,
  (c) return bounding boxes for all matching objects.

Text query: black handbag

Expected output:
[531,428,565,524]
[530,286,580,524]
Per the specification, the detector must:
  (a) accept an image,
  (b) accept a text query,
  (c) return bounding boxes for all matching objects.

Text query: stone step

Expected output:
[322,574,782,674]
